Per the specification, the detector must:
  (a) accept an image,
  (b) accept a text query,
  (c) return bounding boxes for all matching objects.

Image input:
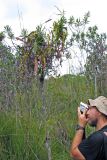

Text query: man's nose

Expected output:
[86,109,90,115]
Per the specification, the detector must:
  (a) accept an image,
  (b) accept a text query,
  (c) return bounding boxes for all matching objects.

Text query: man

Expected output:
[70,96,107,160]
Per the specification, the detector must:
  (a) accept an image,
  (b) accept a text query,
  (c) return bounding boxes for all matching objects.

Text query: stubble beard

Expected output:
[88,118,98,127]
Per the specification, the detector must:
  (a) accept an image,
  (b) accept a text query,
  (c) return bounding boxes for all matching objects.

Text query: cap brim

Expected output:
[88,99,96,107]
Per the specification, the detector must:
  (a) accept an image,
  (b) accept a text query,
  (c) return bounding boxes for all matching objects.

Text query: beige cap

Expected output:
[88,96,107,116]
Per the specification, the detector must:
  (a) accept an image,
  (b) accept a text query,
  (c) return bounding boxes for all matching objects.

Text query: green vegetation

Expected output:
[0,11,107,159]
[0,75,94,160]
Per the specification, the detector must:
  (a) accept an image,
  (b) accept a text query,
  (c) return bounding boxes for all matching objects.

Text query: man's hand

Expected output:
[78,107,88,128]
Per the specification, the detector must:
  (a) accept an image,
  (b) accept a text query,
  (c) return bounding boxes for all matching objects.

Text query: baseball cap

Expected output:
[88,96,107,116]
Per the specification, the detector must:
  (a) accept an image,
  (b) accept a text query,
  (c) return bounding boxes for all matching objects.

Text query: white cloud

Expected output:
[61,0,107,33]
[0,0,107,74]
[0,0,62,34]
[1,0,107,34]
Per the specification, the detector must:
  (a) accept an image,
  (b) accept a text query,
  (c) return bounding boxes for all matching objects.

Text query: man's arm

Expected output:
[70,129,85,160]
[70,107,88,160]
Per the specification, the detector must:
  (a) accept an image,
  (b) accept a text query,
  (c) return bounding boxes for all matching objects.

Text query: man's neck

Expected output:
[96,119,107,131]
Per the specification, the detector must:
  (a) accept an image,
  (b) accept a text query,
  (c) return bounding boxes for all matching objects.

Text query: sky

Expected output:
[0,0,107,74]
[1,0,107,35]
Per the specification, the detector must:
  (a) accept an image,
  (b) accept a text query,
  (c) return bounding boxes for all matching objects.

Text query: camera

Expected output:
[80,102,88,113]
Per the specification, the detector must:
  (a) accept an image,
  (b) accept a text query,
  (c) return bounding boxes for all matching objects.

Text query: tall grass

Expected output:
[0,74,95,159]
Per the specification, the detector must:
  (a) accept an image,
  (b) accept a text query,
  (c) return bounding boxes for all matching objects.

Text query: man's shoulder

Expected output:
[88,126,107,143]
[88,130,104,143]
[89,125,107,140]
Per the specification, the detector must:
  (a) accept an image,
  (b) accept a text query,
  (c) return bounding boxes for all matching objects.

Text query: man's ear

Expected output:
[97,109,102,117]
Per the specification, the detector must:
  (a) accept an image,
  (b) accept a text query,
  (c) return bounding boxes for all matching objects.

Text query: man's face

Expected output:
[86,106,100,127]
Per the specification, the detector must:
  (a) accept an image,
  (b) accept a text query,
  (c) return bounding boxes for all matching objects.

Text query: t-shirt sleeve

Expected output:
[78,132,104,160]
